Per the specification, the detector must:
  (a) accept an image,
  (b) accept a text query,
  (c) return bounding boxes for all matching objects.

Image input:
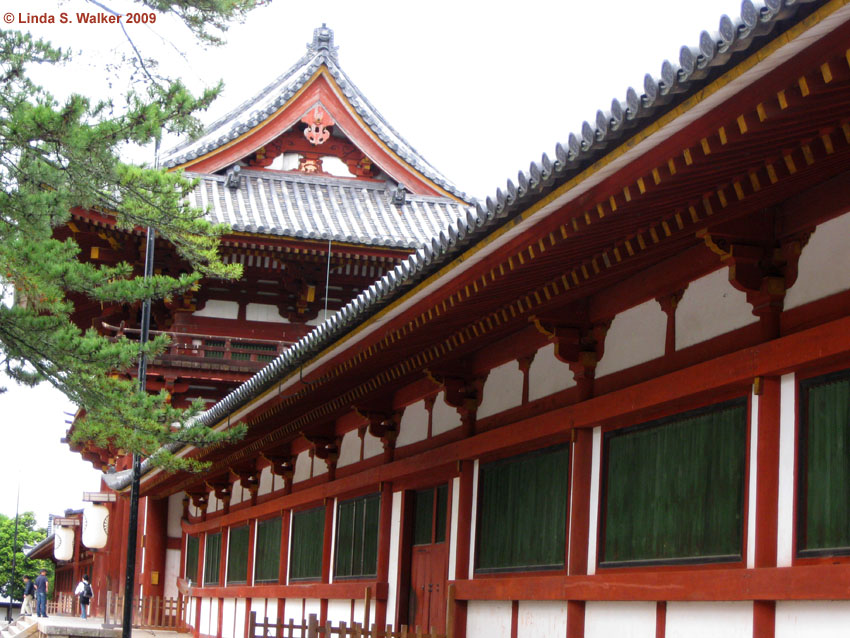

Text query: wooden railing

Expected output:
[102,591,187,630]
[250,586,455,638]
[47,592,75,616]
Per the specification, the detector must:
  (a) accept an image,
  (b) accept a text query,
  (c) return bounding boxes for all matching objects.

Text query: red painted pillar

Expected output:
[374,481,394,629]
[452,460,475,638]
[142,497,168,599]
[567,429,593,638]
[753,378,781,638]
[320,498,334,625]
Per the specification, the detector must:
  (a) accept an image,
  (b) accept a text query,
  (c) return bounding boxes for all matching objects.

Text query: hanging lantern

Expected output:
[54,526,74,561]
[82,504,109,549]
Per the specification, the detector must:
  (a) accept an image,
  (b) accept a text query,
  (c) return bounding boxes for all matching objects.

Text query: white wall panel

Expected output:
[587,427,602,575]
[387,491,402,626]
[448,476,459,581]
[363,430,383,459]
[327,600,351,624]
[353,599,373,630]
[199,598,211,635]
[596,300,666,377]
[258,466,273,497]
[221,598,236,638]
[235,599,247,638]
[432,391,461,435]
[785,212,850,309]
[777,373,796,567]
[676,268,756,350]
[245,302,288,323]
[466,601,511,638]
[231,480,243,505]
[167,492,184,537]
[337,429,361,468]
[747,393,759,569]
[283,598,303,624]
[528,343,576,402]
[397,400,429,447]
[293,450,311,483]
[164,549,180,599]
[776,601,850,638]
[585,601,655,638]
[517,601,567,638]
[194,299,239,319]
[477,360,523,419]
[666,602,752,638]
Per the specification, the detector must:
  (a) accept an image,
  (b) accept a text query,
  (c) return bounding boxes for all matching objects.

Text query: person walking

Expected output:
[20,575,34,616]
[34,569,48,618]
[73,575,93,620]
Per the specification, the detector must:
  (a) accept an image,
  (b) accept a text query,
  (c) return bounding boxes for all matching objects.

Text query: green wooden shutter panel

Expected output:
[801,374,850,553]
[203,532,222,586]
[413,488,435,545]
[254,518,281,583]
[476,445,568,572]
[602,400,747,566]
[227,525,250,584]
[185,536,199,583]
[435,484,448,543]
[334,493,381,579]
[290,507,324,581]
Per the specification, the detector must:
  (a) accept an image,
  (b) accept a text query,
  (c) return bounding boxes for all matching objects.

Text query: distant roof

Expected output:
[186,169,472,248]
[163,25,468,201]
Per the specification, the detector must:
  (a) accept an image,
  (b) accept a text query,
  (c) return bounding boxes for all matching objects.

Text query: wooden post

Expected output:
[363,587,372,629]
[307,614,318,638]
[340,621,347,637]
[445,585,455,638]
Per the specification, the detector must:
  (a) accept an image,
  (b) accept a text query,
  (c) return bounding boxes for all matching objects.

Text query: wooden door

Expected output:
[408,485,449,633]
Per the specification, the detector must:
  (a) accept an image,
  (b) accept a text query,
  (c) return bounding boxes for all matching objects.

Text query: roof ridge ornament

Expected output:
[307,23,339,61]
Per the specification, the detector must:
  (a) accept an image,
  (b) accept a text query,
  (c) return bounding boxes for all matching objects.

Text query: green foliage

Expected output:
[0,2,257,472]
[0,512,52,601]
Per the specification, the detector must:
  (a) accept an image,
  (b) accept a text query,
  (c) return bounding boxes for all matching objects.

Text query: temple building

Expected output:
[52,2,850,637]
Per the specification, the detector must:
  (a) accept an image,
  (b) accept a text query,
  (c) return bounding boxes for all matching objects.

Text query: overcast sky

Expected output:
[1,0,745,527]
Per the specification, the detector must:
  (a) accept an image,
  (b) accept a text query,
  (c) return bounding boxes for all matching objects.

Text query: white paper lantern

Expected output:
[54,526,74,561]
[82,504,109,549]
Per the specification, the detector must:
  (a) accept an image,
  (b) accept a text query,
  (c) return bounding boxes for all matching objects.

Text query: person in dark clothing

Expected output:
[21,576,35,616]
[34,569,49,618]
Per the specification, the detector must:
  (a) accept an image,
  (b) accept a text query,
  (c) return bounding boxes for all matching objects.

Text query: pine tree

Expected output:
[0,1,262,471]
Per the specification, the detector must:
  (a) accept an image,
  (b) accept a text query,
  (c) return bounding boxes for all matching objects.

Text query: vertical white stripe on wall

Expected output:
[251,522,258,586]
[286,511,293,586]
[747,393,760,569]
[567,444,576,572]
[777,373,796,567]
[469,459,480,580]
[329,498,338,583]
[387,491,402,626]
[587,426,602,575]
[448,476,460,581]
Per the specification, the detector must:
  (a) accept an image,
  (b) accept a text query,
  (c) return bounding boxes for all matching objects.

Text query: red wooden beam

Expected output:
[188,581,387,601]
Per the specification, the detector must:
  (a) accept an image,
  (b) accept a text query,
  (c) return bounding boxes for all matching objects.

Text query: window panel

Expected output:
[601,400,747,566]
[476,446,569,573]
[435,484,448,543]
[290,507,324,581]
[334,493,381,579]
[799,372,850,555]
[227,525,249,585]
[254,518,281,583]
[203,532,222,586]
[185,536,199,584]
[413,488,434,546]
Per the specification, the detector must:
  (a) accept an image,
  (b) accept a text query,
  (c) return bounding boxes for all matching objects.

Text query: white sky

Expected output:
[1,0,745,526]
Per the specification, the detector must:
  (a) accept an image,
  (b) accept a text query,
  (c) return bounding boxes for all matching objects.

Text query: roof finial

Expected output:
[308,23,338,61]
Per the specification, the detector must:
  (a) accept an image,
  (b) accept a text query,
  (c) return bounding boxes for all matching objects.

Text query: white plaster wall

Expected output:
[432,391,461,435]
[337,429,361,468]
[304,599,321,623]
[221,598,236,638]
[387,491,402,626]
[265,599,278,623]
[477,360,523,419]
[517,601,568,638]
[231,480,243,506]
[164,549,180,599]
[326,600,351,624]
[468,460,479,580]
[777,373,796,567]
[363,430,383,459]
[585,601,655,638]
[208,493,220,513]
[235,599,247,638]
[596,300,666,377]
[194,299,239,319]
[293,450,311,483]
[167,492,184,538]
[189,503,199,518]
[785,212,850,310]
[306,309,337,326]
[587,427,602,575]
[210,597,220,636]
[283,598,303,624]
[199,598,212,635]
[666,602,752,638]
[528,343,576,402]
[397,400,429,447]
[776,601,850,638]
[466,601,512,638]
[186,596,195,628]
[448,476,459,581]
[352,599,374,630]
[245,303,288,323]
[676,268,756,350]
[313,454,328,477]
[747,393,759,569]
[258,466,273,497]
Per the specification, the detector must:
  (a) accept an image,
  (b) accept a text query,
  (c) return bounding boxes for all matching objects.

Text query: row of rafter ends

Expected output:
[161,55,467,200]
[106,0,825,490]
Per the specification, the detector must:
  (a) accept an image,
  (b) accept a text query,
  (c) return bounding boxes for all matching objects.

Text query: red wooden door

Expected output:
[408,485,449,633]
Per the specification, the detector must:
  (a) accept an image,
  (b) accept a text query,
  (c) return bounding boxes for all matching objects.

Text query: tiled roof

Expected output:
[186,169,471,248]
[162,25,468,201]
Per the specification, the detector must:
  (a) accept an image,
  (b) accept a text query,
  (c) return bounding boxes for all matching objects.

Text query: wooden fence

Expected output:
[249,585,455,638]
[102,591,187,630]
